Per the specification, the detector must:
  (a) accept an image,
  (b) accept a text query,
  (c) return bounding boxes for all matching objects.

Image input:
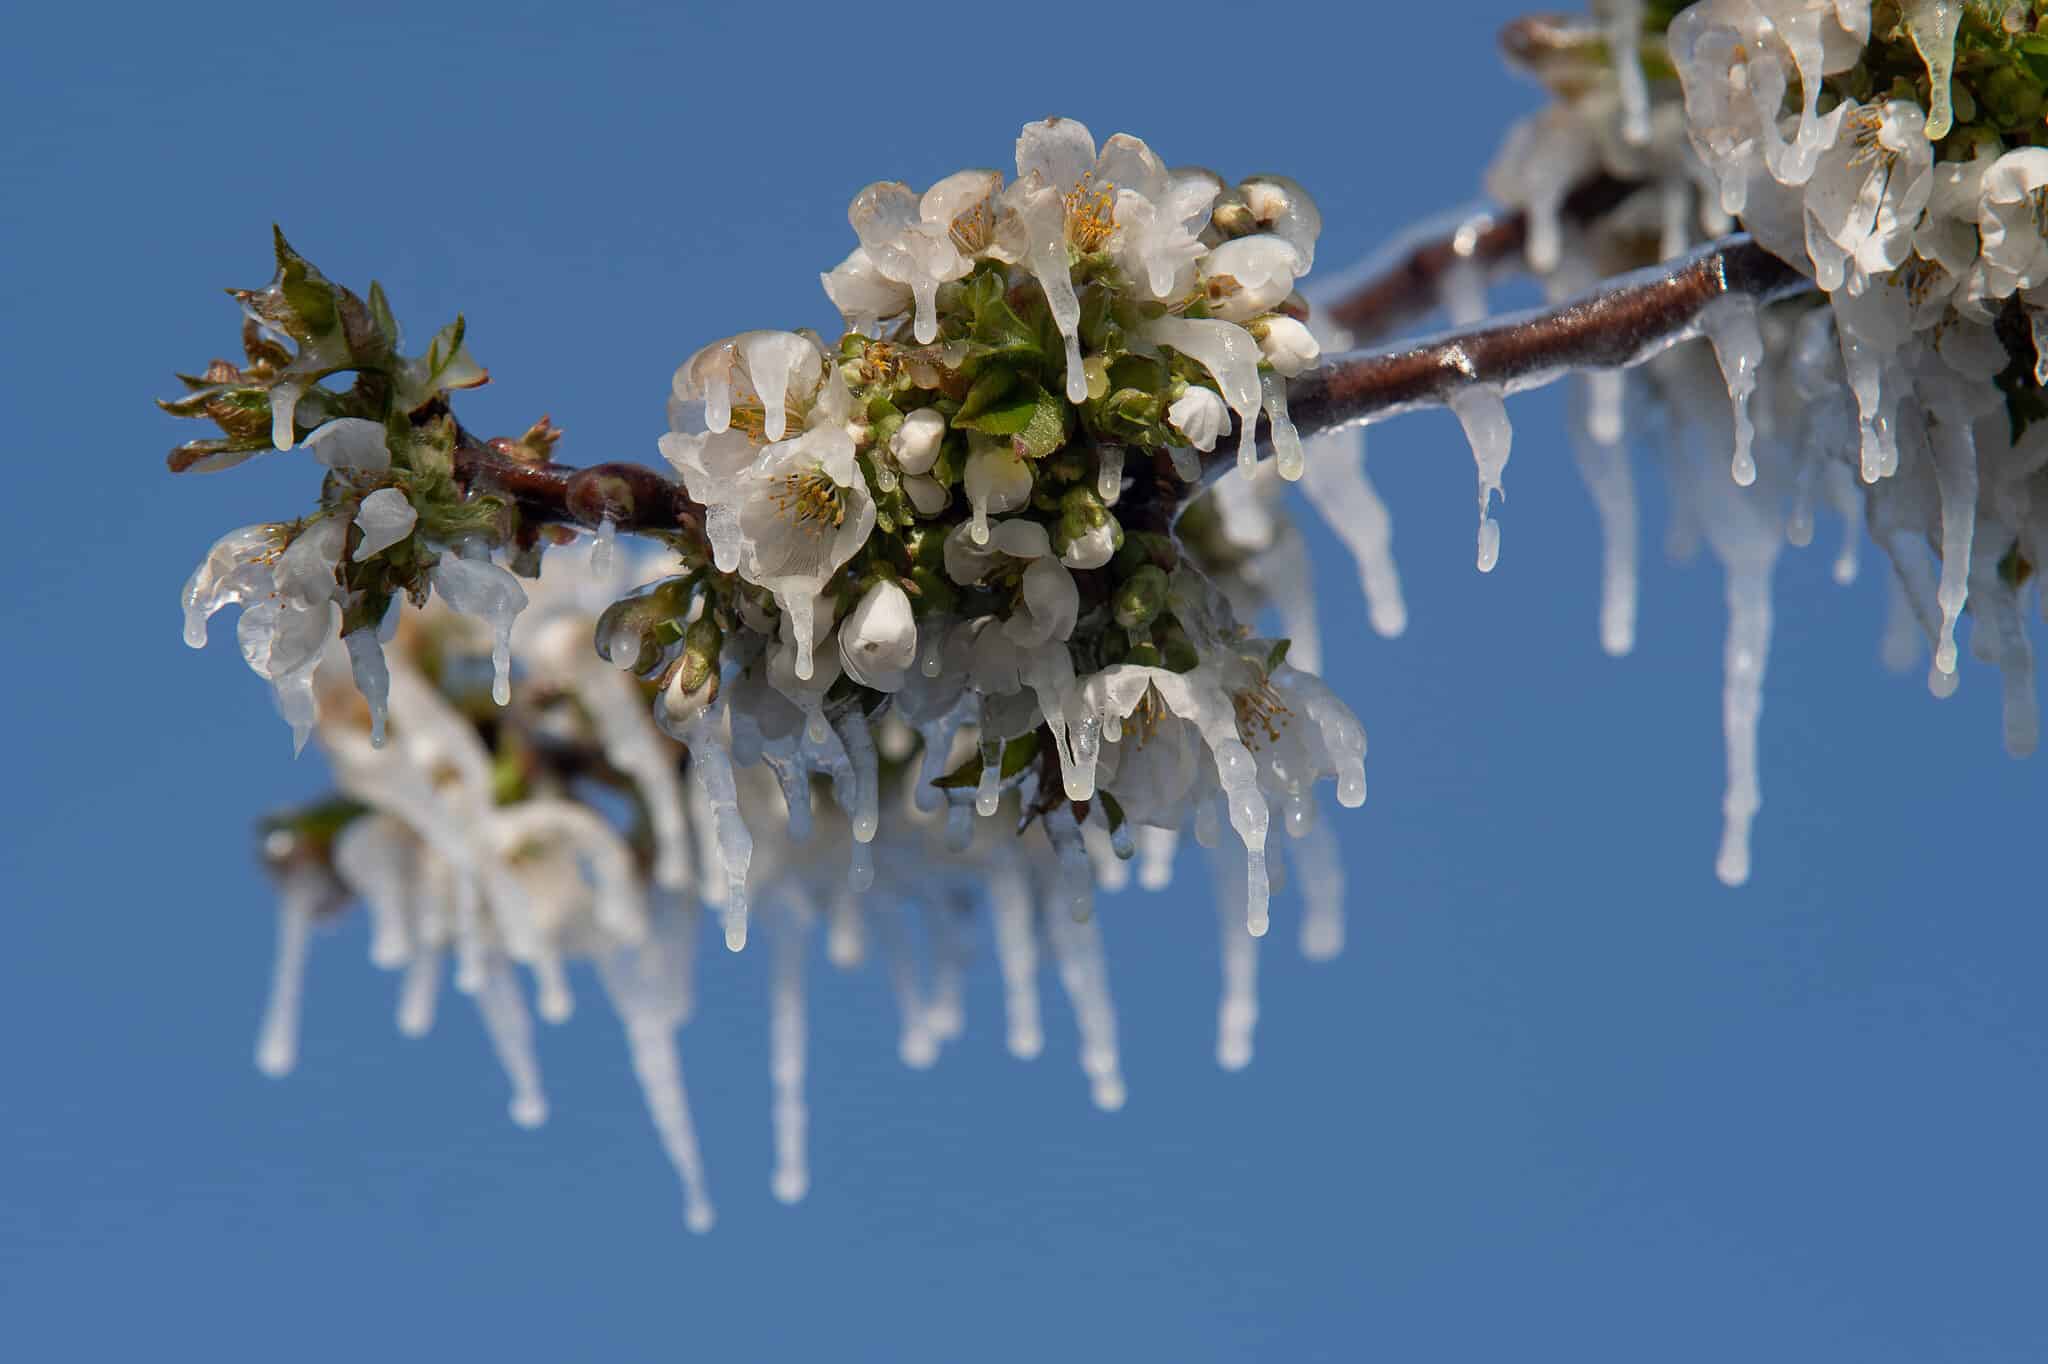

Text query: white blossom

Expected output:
[838,579,918,692]
[1168,386,1229,452]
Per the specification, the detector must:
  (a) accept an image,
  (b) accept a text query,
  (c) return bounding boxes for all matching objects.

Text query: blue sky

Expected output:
[4,2,2045,1359]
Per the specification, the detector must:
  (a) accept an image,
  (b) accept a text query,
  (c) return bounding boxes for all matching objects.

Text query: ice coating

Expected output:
[1288,810,1346,962]
[1044,872,1125,1111]
[989,865,1044,1059]
[1149,318,1262,475]
[1299,428,1408,637]
[269,380,303,451]
[769,907,810,1204]
[1136,825,1178,892]
[1704,302,1765,486]
[1569,372,1640,656]
[1213,845,1259,1070]
[343,629,391,747]
[1902,1,1964,140]
[686,709,754,952]
[1606,0,1651,146]
[1715,561,1773,887]
[254,867,323,1077]
[1097,443,1124,504]
[1260,370,1305,482]
[1449,386,1513,573]
[182,524,284,649]
[476,955,548,1128]
[1925,409,1978,676]
[351,488,415,562]
[589,517,617,579]
[431,553,528,705]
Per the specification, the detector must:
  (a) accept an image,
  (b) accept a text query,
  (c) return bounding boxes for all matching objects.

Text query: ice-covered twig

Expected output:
[1322,175,1642,344]
[1220,235,1810,480]
[451,429,707,544]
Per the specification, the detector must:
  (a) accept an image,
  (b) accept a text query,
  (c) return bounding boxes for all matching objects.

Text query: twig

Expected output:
[1321,174,1643,344]
[1220,234,1810,479]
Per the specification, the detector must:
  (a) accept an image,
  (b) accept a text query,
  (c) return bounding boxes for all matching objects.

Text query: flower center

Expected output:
[1232,682,1291,749]
[1065,172,1117,253]
[769,468,846,535]
[1846,106,1895,171]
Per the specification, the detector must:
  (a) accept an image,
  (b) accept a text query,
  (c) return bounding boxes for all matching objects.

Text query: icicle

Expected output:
[1569,372,1640,656]
[255,868,321,1077]
[848,840,874,892]
[1449,386,1512,573]
[397,946,441,1037]
[1045,883,1125,1111]
[1825,464,1861,586]
[925,901,969,1043]
[1137,825,1178,891]
[990,867,1043,1059]
[1167,446,1203,483]
[1289,811,1346,962]
[786,593,817,682]
[431,554,527,706]
[1149,317,1263,476]
[1194,798,1220,849]
[1441,253,1488,326]
[1213,847,1259,1071]
[1082,817,1128,893]
[1261,371,1305,482]
[1903,1,1964,140]
[1703,302,1764,486]
[344,630,391,748]
[826,888,864,968]
[1837,327,1898,483]
[1299,429,1408,637]
[686,711,753,952]
[770,909,810,1204]
[1046,808,1096,922]
[1064,713,1103,802]
[1714,561,1774,887]
[2033,310,2048,387]
[974,732,1004,817]
[944,801,973,851]
[834,711,880,843]
[475,957,548,1128]
[622,1014,716,1231]
[918,628,946,678]
[1606,0,1651,145]
[270,380,303,451]
[589,517,617,580]
[1926,410,1980,676]
[875,903,937,1068]
[1097,445,1125,504]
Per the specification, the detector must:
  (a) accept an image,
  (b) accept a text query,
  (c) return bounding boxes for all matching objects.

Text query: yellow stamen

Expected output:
[768,468,846,536]
[1065,172,1117,253]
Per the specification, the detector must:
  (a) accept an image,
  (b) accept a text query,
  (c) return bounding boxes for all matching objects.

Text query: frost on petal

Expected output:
[303,417,391,473]
[432,554,529,706]
[182,524,284,648]
[351,488,416,561]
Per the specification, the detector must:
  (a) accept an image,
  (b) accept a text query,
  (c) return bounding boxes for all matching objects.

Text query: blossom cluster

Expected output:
[249,541,1350,1227]
[165,122,1371,1226]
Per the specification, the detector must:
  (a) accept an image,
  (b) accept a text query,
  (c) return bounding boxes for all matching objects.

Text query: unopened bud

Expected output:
[1113,565,1169,631]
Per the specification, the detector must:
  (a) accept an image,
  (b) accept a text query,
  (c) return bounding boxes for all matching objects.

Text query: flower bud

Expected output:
[838,579,918,691]
[890,407,947,475]
[1113,564,1170,631]
[1251,316,1321,376]
[677,617,723,696]
[1168,386,1229,452]
[1197,234,1301,322]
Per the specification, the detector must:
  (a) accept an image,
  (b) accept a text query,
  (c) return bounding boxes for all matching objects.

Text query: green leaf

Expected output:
[955,368,1018,424]
[273,226,338,337]
[958,381,1069,459]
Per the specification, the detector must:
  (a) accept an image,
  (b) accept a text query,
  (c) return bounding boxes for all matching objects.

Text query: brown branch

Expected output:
[452,434,706,545]
[1222,234,1811,478]
[1321,174,1644,344]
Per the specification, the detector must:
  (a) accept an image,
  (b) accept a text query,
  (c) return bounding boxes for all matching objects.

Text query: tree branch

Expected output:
[1321,174,1644,344]
[1226,234,1810,479]
[452,432,706,546]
